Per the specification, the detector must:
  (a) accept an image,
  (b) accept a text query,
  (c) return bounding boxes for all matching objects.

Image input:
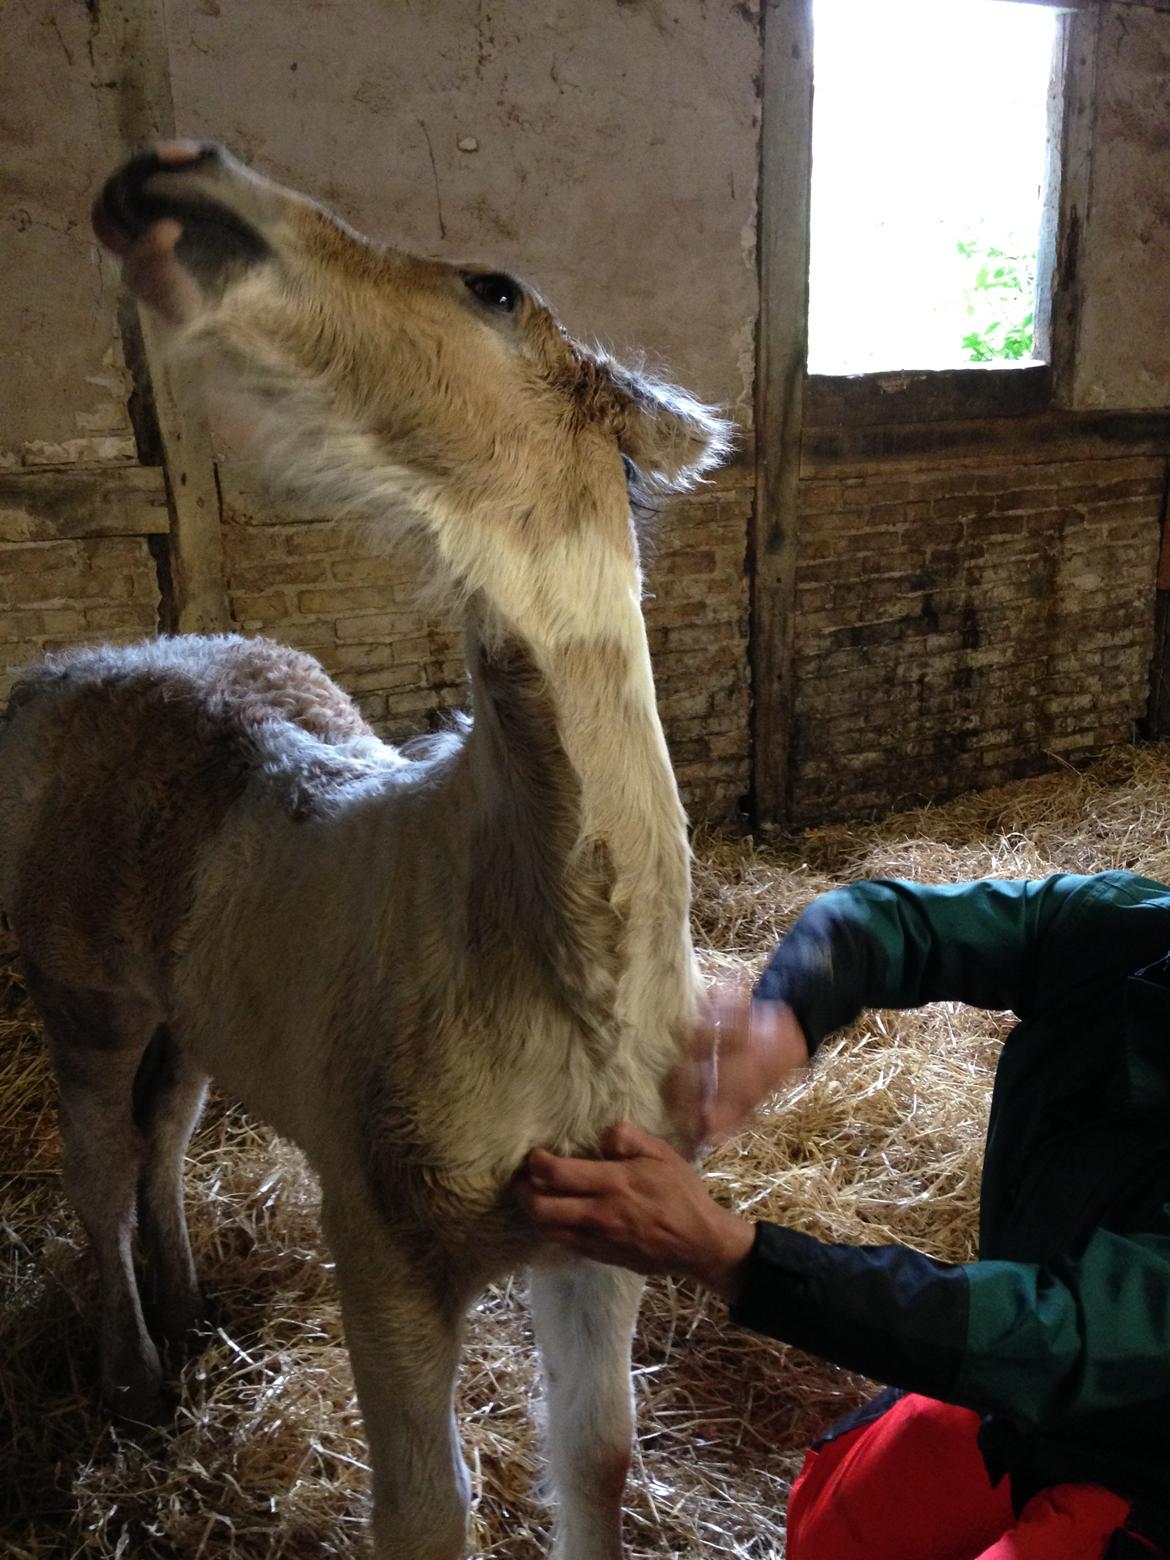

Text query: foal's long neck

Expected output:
[459,518,696,1057]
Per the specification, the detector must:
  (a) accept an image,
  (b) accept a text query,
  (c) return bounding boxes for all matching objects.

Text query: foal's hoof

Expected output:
[102,1342,168,1427]
[142,1274,217,1358]
[104,1372,170,1427]
[154,1294,214,1357]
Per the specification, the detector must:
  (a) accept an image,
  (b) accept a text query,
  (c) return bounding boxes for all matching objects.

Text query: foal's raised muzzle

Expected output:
[93,141,274,301]
[94,142,220,248]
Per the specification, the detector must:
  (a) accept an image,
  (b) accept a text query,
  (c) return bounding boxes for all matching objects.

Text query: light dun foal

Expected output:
[0,144,730,1559]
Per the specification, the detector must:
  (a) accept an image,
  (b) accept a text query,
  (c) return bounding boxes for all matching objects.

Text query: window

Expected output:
[808,0,1062,376]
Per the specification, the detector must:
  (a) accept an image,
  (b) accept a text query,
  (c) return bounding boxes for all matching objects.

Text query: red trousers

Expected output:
[786,1393,1160,1560]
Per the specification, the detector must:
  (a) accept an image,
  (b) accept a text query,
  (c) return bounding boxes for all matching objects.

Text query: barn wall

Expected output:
[0,0,759,823]
[1065,3,1170,411]
[787,433,1165,826]
[4,0,1170,831]
[175,0,761,820]
[0,3,164,693]
[769,0,1170,827]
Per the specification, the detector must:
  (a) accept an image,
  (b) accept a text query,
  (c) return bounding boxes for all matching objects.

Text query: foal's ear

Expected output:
[587,352,735,492]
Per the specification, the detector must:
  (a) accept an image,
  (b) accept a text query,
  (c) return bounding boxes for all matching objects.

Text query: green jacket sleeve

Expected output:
[730,1221,1170,1428]
[753,871,1165,1051]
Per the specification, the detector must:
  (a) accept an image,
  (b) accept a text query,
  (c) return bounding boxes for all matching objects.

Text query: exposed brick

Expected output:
[799,481,845,514]
[354,692,389,724]
[330,556,419,586]
[229,560,332,592]
[297,586,393,614]
[336,611,427,642]
[316,642,402,676]
[233,590,294,621]
[283,523,367,558]
[82,605,157,634]
[3,541,85,571]
[787,445,1166,824]
[222,524,293,561]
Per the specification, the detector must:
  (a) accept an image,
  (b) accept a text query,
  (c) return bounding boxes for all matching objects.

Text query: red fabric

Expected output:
[785,1392,1135,1560]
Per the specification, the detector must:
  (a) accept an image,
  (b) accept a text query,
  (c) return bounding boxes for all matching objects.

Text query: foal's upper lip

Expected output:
[91,144,217,256]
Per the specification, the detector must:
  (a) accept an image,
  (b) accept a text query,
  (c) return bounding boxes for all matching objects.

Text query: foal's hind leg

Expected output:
[29,968,165,1420]
[134,1027,209,1352]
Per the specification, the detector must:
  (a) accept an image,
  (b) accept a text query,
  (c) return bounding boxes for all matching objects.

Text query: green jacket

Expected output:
[733,871,1170,1514]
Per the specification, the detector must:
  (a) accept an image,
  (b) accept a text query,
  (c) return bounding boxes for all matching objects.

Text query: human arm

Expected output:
[731,1220,1170,1428]
[754,870,1170,1052]
[517,1128,1170,1427]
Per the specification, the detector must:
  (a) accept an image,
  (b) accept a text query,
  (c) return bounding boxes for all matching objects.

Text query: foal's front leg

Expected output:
[529,1258,645,1560]
[323,1187,473,1560]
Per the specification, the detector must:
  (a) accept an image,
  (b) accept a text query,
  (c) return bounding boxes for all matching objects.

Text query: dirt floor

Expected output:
[3,741,1169,1558]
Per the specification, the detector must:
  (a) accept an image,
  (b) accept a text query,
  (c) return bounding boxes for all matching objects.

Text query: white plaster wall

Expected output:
[166,0,762,421]
[1,1,136,466]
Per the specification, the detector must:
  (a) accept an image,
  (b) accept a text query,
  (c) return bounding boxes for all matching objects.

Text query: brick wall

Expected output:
[644,482,752,821]
[3,449,1165,833]
[0,485,163,704]
[789,454,1165,826]
[0,466,749,821]
[0,533,161,698]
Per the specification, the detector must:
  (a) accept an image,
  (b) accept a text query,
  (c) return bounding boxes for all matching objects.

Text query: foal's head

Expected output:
[95,142,731,590]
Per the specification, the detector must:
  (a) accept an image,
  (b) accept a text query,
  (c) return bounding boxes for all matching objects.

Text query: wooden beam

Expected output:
[750,0,814,830]
[0,465,169,543]
[1050,3,1102,409]
[806,366,1051,430]
[991,2,1099,10]
[89,0,230,633]
[802,408,1170,478]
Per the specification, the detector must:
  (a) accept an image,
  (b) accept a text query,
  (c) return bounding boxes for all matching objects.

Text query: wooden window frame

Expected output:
[805,2,1093,429]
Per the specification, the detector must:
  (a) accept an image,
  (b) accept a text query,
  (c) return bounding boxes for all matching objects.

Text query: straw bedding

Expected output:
[3,742,1169,1558]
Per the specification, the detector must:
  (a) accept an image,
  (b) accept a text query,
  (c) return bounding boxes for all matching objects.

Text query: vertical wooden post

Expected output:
[90,0,230,633]
[1049,4,1101,410]
[750,0,815,830]
[1143,461,1170,740]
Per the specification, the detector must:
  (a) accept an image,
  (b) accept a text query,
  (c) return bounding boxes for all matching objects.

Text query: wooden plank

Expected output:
[0,465,170,543]
[90,0,230,634]
[1153,456,1170,741]
[1050,4,1101,408]
[806,366,1050,430]
[802,408,1170,478]
[1031,10,1068,365]
[750,0,814,831]
[1156,464,1170,594]
[993,1,1099,9]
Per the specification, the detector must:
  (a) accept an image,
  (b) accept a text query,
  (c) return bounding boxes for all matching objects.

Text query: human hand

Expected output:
[666,990,809,1150]
[515,1122,755,1302]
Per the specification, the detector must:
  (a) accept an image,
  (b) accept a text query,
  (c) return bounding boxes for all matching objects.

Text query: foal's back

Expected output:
[0,634,387,1000]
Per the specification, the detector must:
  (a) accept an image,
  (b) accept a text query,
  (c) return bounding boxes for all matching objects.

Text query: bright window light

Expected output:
[808,0,1060,375]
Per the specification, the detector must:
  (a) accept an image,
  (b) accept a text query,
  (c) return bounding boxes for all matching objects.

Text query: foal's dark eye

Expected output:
[463,271,520,314]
